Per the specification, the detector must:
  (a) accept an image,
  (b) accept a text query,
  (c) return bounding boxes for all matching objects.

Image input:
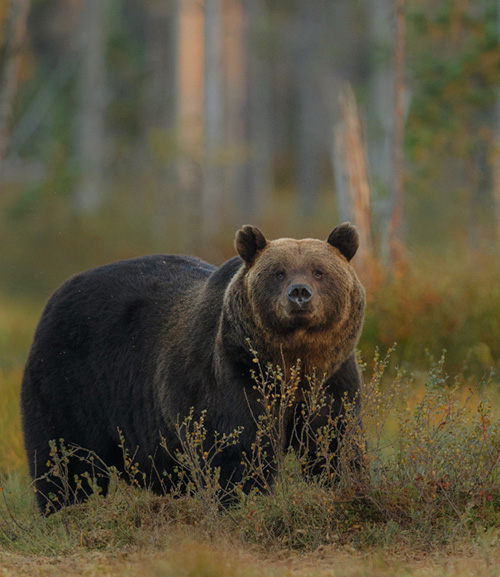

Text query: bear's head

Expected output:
[232,223,365,375]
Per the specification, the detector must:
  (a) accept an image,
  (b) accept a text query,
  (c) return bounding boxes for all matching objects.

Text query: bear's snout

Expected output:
[287,283,313,308]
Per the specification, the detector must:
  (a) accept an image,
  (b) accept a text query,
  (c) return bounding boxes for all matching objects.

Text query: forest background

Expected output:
[2,0,500,374]
[1,0,500,449]
[2,2,500,574]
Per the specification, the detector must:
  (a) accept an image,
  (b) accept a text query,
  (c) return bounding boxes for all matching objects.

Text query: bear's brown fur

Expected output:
[227,225,365,379]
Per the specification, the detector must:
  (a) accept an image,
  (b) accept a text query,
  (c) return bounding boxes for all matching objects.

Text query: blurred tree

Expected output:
[388,0,405,265]
[74,0,109,215]
[365,0,393,232]
[177,0,203,247]
[334,84,375,283]
[141,0,179,232]
[295,0,325,214]
[5,0,500,258]
[239,0,272,222]
[493,0,500,245]
[202,0,223,237]
[222,0,249,223]
[0,0,31,172]
[143,0,177,138]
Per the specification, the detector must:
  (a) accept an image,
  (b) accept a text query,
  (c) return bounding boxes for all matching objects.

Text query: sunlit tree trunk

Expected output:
[74,0,109,215]
[0,0,31,172]
[177,0,204,247]
[334,85,375,286]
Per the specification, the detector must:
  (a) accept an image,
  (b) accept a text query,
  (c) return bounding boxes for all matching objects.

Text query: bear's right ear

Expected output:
[235,225,268,265]
[327,222,359,261]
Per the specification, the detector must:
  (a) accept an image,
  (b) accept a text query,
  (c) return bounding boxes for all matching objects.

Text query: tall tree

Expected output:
[223,0,248,225]
[74,0,109,215]
[295,0,324,214]
[334,85,375,283]
[0,0,31,172]
[388,0,405,264]
[177,0,204,248]
[494,0,500,245]
[238,0,272,222]
[202,0,224,237]
[366,0,393,221]
[142,0,179,232]
[143,0,177,135]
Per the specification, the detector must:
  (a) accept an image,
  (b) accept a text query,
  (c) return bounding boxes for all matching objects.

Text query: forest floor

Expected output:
[2,537,500,577]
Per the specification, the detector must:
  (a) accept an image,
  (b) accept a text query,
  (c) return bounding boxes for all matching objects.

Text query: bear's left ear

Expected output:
[327,222,359,261]
[235,225,268,264]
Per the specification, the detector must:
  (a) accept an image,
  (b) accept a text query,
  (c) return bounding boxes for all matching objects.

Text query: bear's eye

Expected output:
[314,270,323,279]
[276,271,285,281]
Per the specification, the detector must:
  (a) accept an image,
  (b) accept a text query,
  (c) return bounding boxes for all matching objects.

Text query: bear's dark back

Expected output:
[20,255,220,483]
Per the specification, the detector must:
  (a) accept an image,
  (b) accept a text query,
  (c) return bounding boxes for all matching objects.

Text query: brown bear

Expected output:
[21,223,365,512]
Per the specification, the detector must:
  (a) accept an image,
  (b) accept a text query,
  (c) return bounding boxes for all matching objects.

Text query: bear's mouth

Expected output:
[287,299,314,315]
[289,307,311,316]
[285,304,315,326]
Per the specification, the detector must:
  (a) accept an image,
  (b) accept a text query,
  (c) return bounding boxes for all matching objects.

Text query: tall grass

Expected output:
[0,298,38,474]
[2,347,500,557]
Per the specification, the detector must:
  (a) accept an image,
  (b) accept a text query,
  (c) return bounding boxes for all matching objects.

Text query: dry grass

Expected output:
[2,537,500,577]
[1,270,500,576]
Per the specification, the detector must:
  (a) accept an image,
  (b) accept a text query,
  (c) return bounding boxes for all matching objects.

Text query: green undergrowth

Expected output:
[2,350,500,558]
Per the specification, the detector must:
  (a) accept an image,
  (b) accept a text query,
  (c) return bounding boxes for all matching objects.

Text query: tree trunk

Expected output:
[202,0,223,238]
[333,126,351,223]
[388,0,405,266]
[177,0,204,249]
[0,0,31,172]
[334,85,375,286]
[493,0,500,246]
[238,0,272,222]
[142,0,178,233]
[366,0,393,229]
[143,1,177,134]
[223,0,248,226]
[74,0,109,215]
[295,0,323,214]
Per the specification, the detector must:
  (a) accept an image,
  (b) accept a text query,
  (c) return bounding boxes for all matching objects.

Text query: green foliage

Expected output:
[405,0,500,243]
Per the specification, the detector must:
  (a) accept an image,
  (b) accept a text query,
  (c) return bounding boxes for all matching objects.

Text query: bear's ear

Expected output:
[327,222,359,261]
[235,225,268,264]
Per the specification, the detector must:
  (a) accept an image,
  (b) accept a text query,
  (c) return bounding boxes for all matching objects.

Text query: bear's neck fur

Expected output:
[219,266,365,382]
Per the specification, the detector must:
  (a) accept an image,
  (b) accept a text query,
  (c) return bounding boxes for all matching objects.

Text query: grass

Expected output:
[1,253,500,576]
[2,350,500,575]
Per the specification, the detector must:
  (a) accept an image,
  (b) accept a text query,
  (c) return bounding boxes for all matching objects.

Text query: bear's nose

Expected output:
[287,283,313,307]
